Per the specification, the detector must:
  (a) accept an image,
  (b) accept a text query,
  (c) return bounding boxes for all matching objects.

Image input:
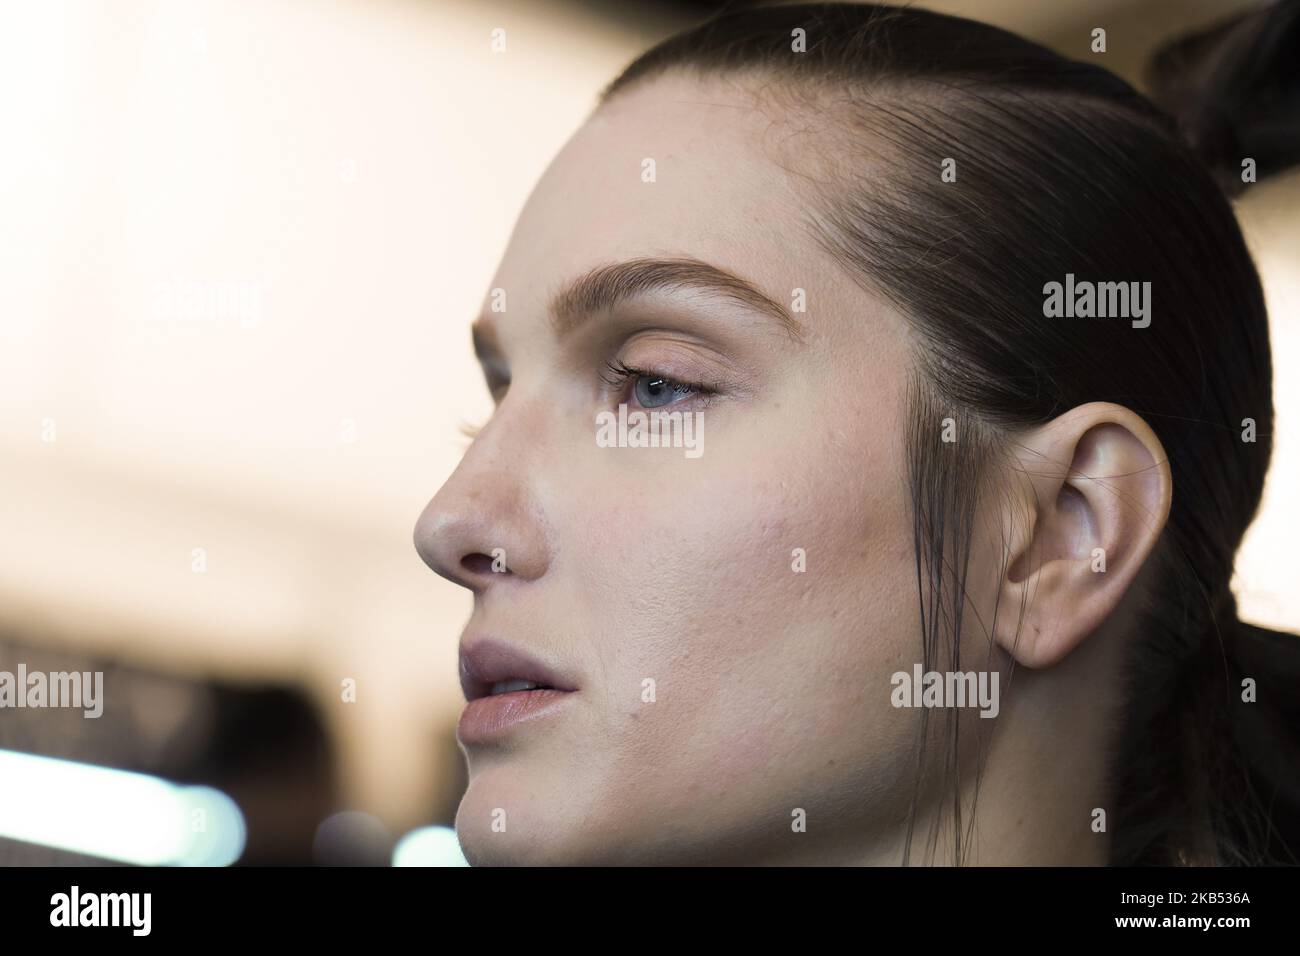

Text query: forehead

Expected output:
[487,72,846,326]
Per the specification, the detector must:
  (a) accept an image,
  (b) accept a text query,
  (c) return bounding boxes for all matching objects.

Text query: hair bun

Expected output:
[1146,0,1300,198]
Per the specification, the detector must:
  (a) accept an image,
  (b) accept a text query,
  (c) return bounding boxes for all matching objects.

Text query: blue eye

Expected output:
[602,360,711,409]
[634,374,688,408]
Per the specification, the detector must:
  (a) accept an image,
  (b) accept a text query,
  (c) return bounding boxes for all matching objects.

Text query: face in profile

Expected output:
[404,0,1300,870]
[414,72,940,865]
[414,44,1191,862]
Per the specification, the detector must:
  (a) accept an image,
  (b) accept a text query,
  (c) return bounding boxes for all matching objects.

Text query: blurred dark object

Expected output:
[1147,0,1300,196]
[183,686,337,865]
[0,640,337,865]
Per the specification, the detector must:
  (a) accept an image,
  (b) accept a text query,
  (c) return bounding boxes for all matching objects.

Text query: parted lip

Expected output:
[458,636,579,702]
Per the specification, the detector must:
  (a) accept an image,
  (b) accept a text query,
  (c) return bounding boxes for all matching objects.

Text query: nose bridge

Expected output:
[414,392,551,589]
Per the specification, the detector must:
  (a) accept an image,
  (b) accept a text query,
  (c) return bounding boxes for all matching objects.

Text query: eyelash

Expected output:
[599,359,718,407]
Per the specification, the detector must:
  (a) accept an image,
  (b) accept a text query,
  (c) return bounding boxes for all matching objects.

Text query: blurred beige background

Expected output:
[1,0,1296,839]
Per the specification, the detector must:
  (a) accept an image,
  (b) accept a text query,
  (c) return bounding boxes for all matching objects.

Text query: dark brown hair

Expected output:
[601,2,1300,865]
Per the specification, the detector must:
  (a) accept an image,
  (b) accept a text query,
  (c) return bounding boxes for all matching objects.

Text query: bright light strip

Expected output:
[0,749,246,866]
[392,826,468,867]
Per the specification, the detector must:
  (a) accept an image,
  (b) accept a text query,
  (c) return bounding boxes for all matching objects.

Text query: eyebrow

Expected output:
[547,256,805,341]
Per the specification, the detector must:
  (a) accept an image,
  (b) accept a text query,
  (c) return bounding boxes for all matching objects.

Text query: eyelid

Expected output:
[613,329,756,391]
[599,358,709,391]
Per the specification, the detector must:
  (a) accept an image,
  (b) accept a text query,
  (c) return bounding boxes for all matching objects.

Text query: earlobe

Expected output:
[992,402,1173,668]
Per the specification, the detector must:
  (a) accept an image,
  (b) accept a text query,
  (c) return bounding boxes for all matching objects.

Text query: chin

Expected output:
[454,770,587,867]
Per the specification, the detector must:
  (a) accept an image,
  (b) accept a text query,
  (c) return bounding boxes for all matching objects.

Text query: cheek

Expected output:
[557,397,921,830]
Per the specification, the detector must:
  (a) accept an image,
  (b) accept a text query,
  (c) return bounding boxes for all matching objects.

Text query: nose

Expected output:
[413,415,550,594]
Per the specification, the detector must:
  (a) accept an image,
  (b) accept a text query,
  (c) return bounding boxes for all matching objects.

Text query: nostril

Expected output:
[461,553,498,576]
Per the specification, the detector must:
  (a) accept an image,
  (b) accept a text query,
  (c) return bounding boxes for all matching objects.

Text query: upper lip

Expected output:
[458,636,578,702]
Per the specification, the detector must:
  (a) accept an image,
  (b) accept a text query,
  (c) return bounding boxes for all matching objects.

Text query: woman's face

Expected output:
[415,72,936,865]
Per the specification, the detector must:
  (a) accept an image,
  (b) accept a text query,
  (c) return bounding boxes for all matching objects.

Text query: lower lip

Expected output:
[457,688,577,745]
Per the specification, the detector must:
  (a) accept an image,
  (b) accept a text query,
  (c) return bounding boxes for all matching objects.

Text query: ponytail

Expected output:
[1128,0,1300,866]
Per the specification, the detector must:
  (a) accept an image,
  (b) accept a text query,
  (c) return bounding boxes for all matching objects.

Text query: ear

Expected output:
[991,402,1172,668]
